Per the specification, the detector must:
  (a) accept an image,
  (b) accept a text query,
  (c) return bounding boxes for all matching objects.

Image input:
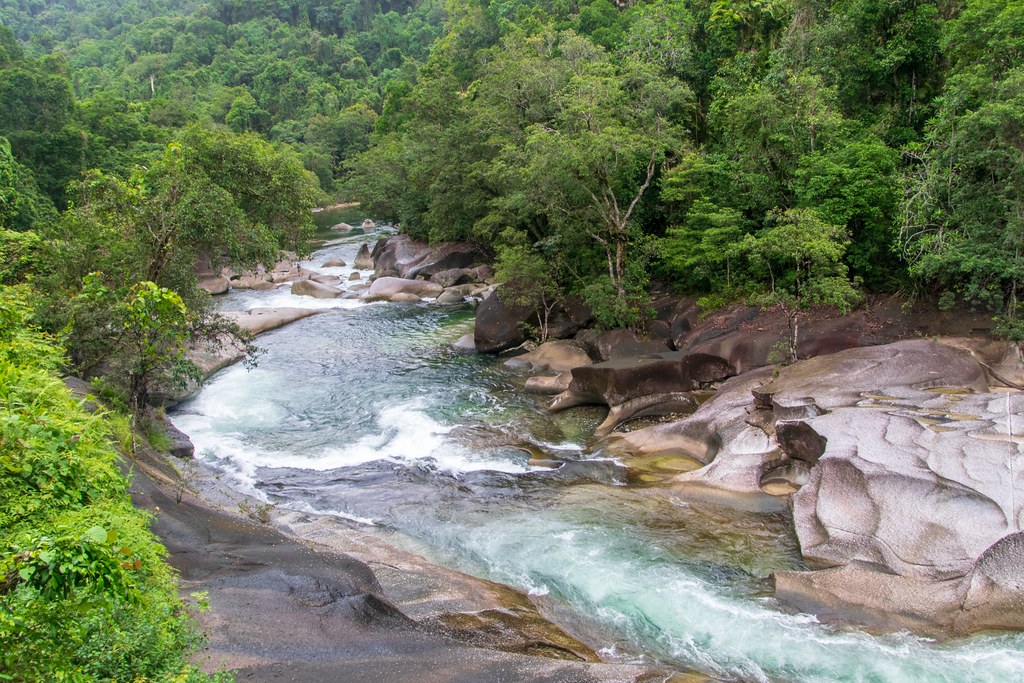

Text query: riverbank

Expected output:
[129,425,695,682]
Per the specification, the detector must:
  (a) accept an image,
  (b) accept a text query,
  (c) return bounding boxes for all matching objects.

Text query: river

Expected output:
[170,226,1024,682]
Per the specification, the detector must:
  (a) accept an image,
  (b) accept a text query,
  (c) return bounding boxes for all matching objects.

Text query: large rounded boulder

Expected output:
[474,289,535,353]
[363,276,443,302]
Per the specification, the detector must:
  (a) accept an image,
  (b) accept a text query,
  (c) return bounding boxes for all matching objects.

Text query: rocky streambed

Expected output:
[166,229,1024,681]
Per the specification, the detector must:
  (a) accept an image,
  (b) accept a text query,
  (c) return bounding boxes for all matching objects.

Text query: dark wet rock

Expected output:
[575,329,671,362]
[474,289,534,354]
[552,352,733,411]
[774,421,827,464]
[292,279,343,299]
[364,276,443,302]
[536,296,594,341]
[354,243,374,270]
[431,268,475,288]
[551,352,732,436]
[124,444,679,683]
[163,419,195,459]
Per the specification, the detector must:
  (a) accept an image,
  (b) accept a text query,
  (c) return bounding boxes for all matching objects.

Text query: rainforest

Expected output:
[2,0,1024,680]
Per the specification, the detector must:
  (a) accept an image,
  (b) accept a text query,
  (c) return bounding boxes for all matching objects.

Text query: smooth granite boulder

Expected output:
[371,235,433,278]
[292,279,343,299]
[605,339,1024,633]
[363,276,443,302]
[199,275,230,295]
[474,289,534,354]
[354,243,374,270]
[503,340,593,375]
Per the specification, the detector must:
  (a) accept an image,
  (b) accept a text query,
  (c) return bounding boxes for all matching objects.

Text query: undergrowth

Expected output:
[0,286,230,682]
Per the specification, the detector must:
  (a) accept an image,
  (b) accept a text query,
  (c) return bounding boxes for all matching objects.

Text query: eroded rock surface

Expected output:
[603,339,1024,634]
[551,352,733,436]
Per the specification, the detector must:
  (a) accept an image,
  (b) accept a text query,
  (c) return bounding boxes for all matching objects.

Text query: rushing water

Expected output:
[171,231,1024,683]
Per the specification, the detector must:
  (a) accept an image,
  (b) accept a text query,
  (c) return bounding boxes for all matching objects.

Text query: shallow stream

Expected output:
[171,225,1024,682]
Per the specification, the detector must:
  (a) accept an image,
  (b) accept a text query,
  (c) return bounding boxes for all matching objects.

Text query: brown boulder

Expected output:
[292,280,343,299]
[575,329,670,362]
[503,340,593,375]
[364,276,443,302]
[354,243,374,270]
[406,243,482,279]
[199,276,230,295]
[550,352,733,436]
[371,235,433,277]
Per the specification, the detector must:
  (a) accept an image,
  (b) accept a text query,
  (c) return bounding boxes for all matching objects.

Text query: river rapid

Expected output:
[170,226,1024,683]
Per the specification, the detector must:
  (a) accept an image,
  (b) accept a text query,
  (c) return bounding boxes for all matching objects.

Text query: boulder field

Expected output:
[480,283,1024,635]
[363,235,494,303]
[192,234,1024,638]
[590,339,1024,636]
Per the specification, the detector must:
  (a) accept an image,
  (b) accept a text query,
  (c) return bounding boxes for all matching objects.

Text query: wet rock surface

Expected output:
[127,443,684,683]
[551,352,733,436]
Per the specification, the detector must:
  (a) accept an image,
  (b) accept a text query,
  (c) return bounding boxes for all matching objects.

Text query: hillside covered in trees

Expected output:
[1,0,1022,331]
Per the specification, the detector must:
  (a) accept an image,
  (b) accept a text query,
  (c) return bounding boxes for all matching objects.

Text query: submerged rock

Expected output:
[453,333,477,354]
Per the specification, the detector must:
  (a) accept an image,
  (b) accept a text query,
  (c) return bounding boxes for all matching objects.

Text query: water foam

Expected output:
[443,514,1024,683]
[174,392,532,479]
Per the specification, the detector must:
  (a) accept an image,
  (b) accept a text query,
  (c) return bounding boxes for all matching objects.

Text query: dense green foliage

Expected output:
[4,0,1022,331]
[0,0,444,195]
[336,0,1021,329]
[0,288,220,682]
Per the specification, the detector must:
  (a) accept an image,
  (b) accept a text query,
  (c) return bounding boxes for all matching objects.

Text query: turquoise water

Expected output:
[171,234,1024,682]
